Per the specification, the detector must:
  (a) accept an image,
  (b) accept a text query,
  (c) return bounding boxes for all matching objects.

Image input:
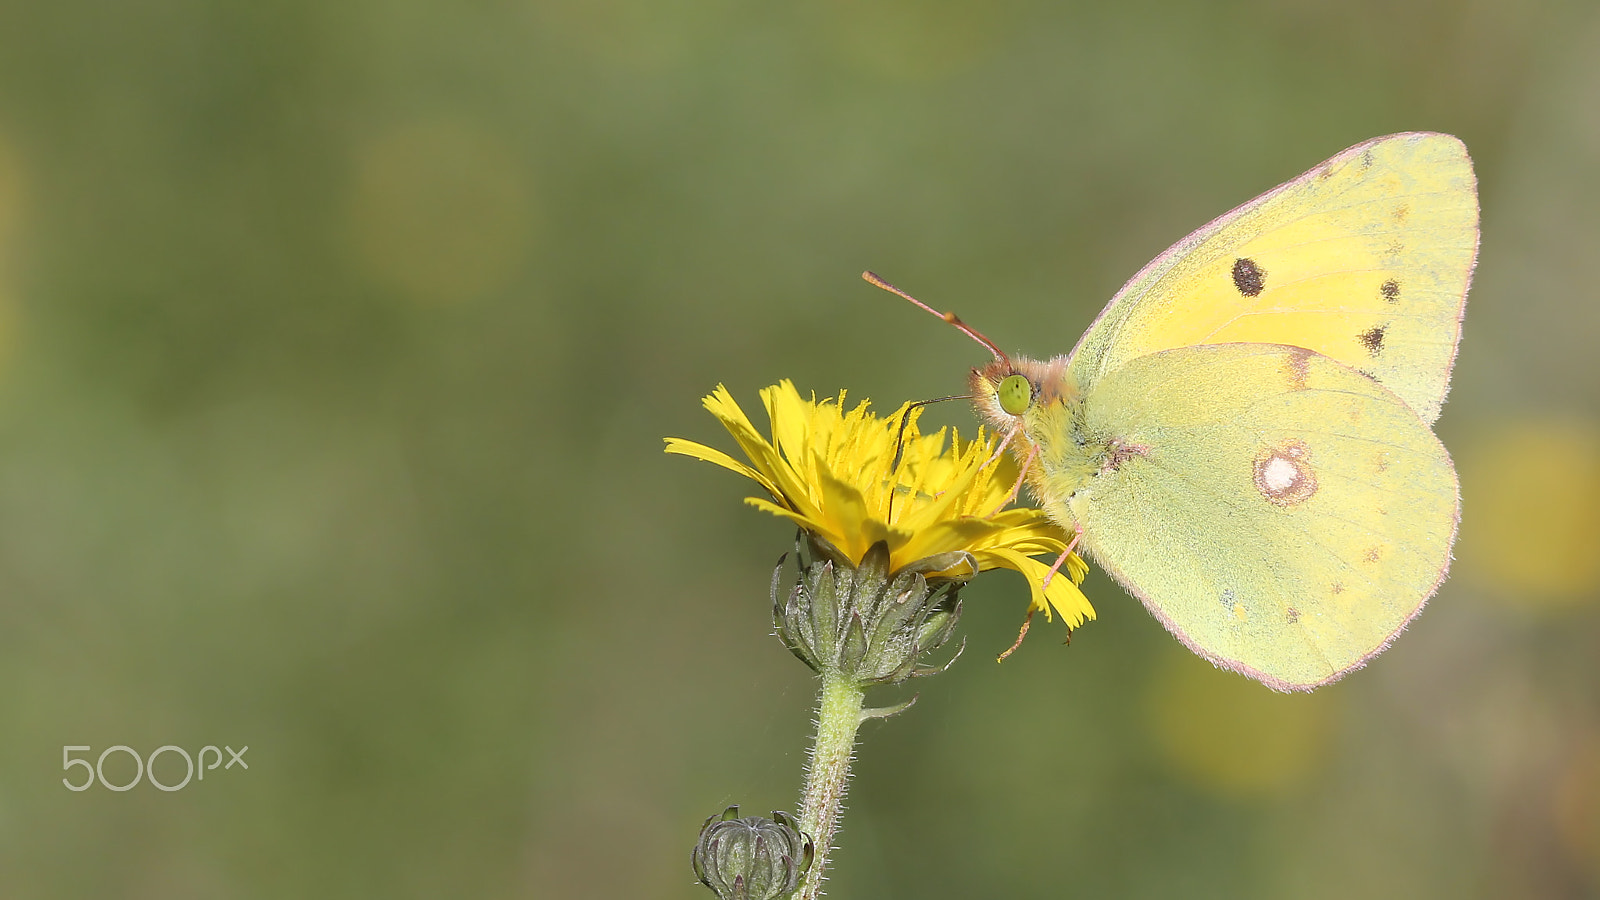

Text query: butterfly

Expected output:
[877,132,1477,691]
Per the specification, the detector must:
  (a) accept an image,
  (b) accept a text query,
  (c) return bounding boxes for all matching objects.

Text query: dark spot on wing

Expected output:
[1286,607,1300,624]
[1232,258,1266,297]
[1381,279,1400,302]
[1359,325,1387,356]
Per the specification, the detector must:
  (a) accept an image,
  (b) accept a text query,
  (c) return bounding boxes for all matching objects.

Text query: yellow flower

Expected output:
[664,380,1094,628]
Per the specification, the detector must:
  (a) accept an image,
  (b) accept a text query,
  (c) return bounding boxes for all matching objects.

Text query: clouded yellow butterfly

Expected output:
[878,132,1476,691]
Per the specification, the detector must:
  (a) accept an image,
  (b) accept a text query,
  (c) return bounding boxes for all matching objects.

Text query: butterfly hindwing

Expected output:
[1063,343,1458,690]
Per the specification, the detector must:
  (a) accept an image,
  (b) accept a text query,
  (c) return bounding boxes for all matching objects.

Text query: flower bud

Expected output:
[692,806,813,900]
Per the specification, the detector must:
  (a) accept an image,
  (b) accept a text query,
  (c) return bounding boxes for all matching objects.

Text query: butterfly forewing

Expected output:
[1068,132,1477,423]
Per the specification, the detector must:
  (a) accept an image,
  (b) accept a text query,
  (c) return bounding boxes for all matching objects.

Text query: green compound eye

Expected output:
[997,374,1032,416]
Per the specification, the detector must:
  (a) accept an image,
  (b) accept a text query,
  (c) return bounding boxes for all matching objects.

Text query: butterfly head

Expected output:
[969,354,1076,435]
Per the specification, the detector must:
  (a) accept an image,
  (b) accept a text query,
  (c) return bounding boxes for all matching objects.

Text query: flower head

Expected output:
[665,381,1093,628]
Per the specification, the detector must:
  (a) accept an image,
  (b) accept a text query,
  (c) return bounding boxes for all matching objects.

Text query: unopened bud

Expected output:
[692,806,813,900]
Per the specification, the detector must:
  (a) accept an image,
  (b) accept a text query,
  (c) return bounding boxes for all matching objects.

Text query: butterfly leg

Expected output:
[997,525,1082,662]
[997,609,1036,662]
[988,429,1038,517]
[983,421,1020,468]
[1040,526,1082,590]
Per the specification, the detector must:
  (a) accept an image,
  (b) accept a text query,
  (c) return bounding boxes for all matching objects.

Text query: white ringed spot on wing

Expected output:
[1253,440,1318,507]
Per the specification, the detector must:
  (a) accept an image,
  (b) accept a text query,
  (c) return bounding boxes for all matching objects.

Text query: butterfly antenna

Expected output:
[886,395,967,522]
[863,271,1010,364]
[891,395,967,471]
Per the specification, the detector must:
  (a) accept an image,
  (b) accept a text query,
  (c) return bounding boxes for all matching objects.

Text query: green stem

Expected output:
[796,672,867,900]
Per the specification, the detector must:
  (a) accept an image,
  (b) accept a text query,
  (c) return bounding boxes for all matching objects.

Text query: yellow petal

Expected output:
[982,548,1097,628]
[663,438,776,493]
[744,497,831,536]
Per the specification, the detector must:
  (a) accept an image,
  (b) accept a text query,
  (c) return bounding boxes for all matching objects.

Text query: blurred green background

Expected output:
[1,0,1597,896]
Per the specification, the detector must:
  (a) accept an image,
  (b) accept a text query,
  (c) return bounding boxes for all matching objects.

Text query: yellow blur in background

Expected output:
[1460,418,1600,606]
[1146,650,1338,797]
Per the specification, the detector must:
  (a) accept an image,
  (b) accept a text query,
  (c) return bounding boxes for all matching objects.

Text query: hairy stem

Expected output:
[796,673,867,900]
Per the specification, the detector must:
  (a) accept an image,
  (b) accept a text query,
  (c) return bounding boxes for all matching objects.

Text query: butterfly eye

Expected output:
[997,374,1032,415]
